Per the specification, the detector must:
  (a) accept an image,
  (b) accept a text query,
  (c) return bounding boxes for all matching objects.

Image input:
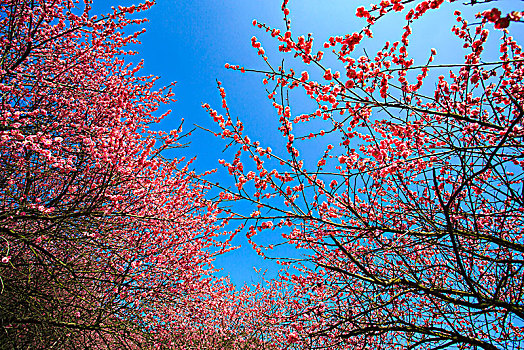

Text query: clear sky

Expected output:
[92,0,522,287]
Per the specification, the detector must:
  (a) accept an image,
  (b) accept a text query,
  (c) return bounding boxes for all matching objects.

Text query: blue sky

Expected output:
[92,0,522,287]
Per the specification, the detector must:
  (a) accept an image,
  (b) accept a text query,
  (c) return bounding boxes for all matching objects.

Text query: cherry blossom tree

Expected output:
[0,1,263,348]
[206,0,524,348]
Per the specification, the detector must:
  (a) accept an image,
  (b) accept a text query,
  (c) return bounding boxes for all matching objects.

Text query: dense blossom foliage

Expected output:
[0,1,271,348]
[207,0,524,348]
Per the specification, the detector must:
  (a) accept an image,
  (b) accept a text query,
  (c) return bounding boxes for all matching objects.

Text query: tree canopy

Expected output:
[1,0,523,349]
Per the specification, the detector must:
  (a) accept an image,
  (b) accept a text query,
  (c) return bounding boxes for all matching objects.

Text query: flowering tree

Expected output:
[0,1,264,348]
[206,0,524,348]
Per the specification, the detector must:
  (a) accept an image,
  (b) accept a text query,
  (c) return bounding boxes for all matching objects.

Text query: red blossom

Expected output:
[494,16,510,29]
[484,8,502,23]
